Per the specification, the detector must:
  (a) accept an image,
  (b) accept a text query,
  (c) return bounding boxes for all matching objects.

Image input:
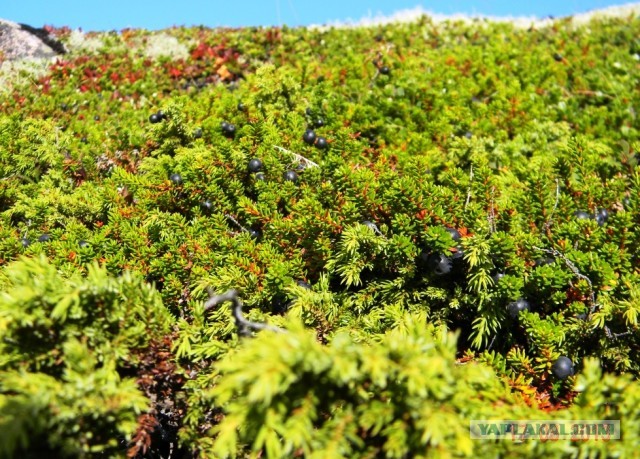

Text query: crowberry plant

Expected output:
[0,9,639,459]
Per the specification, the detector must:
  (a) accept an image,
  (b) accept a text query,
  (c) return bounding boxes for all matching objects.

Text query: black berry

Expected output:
[574,210,591,220]
[427,253,452,276]
[272,295,291,314]
[20,238,30,247]
[303,129,316,145]
[255,172,266,181]
[315,136,328,149]
[551,356,574,379]
[314,118,325,128]
[283,170,298,182]
[221,121,236,137]
[379,66,390,75]
[297,280,311,289]
[149,113,161,124]
[249,229,261,239]
[595,208,609,226]
[38,234,51,243]
[492,272,505,283]
[444,227,461,242]
[237,102,246,112]
[157,110,166,120]
[553,53,564,62]
[451,248,464,262]
[193,128,203,139]
[248,158,263,173]
[170,173,183,185]
[200,200,213,214]
[507,298,530,319]
[94,115,100,121]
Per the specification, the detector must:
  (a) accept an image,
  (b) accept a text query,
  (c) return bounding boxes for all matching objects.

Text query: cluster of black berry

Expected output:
[303,108,328,150]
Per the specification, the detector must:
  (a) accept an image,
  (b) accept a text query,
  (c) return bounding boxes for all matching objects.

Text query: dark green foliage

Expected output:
[0,10,639,457]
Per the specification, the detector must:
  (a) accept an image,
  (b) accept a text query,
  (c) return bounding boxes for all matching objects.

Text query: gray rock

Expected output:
[0,18,66,62]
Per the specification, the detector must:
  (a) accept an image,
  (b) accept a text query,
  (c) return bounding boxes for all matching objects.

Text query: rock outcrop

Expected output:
[0,18,65,61]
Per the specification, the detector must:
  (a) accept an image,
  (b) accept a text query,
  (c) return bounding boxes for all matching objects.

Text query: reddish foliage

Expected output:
[168,67,182,78]
[127,413,158,458]
[127,333,188,458]
[190,42,217,60]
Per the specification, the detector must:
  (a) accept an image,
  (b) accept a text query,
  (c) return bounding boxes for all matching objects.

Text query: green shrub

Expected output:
[0,256,175,457]
[0,10,639,457]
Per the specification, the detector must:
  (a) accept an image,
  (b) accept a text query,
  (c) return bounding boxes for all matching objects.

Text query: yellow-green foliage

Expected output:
[0,10,639,458]
[185,318,640,458]
[0,256,174,457]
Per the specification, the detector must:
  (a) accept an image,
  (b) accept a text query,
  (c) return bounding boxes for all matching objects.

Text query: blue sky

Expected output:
[1,1,633,31]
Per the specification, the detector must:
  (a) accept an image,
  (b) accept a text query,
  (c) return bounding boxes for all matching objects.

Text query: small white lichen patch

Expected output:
[65,29,105,54]
[0,58,53,93]
[142,33,189,60]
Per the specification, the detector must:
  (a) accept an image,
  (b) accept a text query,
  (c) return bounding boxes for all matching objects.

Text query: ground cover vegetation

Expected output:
[0,11,639,458]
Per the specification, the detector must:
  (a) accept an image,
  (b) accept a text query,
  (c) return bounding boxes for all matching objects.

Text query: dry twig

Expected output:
[204,289,285,336]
